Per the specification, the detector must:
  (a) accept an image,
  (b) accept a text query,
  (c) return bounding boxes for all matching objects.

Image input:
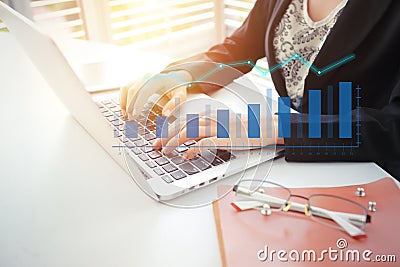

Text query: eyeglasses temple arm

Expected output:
[234,187,368,236]
[292,204,367,236]
[309,205,367,224]
[234,187,287,208]
[328,211,367,238]
[231,200,265,211]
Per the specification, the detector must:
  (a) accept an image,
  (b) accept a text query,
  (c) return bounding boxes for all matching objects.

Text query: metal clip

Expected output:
[368,201,377,212]
[260,204,272,216]
[355,187,366,197]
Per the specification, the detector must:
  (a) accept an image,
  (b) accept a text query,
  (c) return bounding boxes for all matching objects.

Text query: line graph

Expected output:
[147,52,356,87]
[195,53,356,83]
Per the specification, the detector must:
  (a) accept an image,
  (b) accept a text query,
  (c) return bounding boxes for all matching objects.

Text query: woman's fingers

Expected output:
[152,115,280,160]
[120,74,152,119]
[130,70,192,118]
[126,74,153,119]
[184,137,225,159]
[162,86,187,116]
[152,114,187,149]
[162,127,195,155]
[154,114,214,148]
[120,81,135,117]
[161,124,217,154]
[121,70,192,121]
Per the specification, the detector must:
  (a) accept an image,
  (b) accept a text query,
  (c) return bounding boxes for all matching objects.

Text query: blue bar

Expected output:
[156,116,168,138]
[248,104,261,138]
[327,85,333,138]
[205,104,211,137]
[266,88,273,138]
[309,90,321,138]
[297,98,303,138]
[126,121,138,138]
[278,97,291,138]
[217,110,230,138]
[174,97,180,136]
[236,113,242,138]
[339,82,352,138]
[186,114,199,138]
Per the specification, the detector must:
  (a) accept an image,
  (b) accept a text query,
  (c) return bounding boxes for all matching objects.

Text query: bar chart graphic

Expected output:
[278,82,355,139]
[117,82,361,151]
[111,59,361,207]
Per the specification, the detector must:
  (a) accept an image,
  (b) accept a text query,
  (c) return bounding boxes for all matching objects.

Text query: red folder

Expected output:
[213,178,400,266]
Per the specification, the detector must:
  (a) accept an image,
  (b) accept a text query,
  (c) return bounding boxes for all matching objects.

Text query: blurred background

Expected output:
[1,0,256,60]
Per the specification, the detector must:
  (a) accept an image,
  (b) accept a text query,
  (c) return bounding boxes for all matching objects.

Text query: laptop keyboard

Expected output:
[96,98,235,184]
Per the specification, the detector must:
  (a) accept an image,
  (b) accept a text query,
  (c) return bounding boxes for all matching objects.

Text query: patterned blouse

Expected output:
[273,0,348,109]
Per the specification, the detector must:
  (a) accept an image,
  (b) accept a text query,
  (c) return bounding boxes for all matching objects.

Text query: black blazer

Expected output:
[170,0,400,179]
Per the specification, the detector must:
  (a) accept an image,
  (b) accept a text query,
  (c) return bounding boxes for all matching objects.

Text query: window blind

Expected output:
[14,0,256,58]
[23,0,256,43]
[224,0,255,35]
[108,0,215,45]
[30,0,86,39]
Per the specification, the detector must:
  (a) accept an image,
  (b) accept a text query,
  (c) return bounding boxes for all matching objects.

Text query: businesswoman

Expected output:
[121,0,400,179]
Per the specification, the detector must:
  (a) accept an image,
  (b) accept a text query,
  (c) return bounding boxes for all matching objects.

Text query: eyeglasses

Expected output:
[231,179,371,238]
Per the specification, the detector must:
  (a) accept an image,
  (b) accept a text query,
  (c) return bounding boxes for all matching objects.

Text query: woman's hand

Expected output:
[119,70,192,120]
[153,114,284,159]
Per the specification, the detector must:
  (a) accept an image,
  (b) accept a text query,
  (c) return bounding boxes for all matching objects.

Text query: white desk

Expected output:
[0,33,393,267]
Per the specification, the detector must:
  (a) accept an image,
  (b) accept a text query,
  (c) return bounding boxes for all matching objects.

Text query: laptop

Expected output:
[0,2,282,206]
